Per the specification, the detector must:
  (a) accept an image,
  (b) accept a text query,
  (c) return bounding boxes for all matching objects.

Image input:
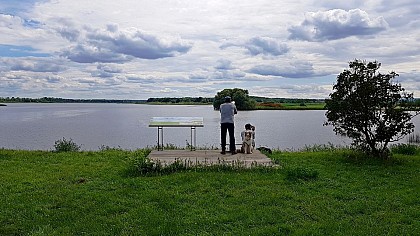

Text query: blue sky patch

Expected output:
[0,0,44,16]
[23,19,42,28]
[0,44,50,57]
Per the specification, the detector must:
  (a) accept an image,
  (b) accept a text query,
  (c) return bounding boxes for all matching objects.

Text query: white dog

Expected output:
[241,130,254,154]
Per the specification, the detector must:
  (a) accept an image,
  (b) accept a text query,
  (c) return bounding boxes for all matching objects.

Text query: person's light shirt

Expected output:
[220,102,237,124]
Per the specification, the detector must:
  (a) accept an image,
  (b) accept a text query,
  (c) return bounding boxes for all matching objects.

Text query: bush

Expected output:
[53,137,81,152]
[391,143,418,155]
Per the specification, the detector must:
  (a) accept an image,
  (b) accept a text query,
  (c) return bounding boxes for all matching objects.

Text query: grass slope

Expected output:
[0,148,419,235]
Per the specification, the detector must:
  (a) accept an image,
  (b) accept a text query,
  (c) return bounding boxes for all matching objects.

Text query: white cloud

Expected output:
[2,57,66,72]
[288,9,388,41]
[0,0,419,99]
[248,61,327,78]
[221,37,289,56]
[215,59,234,70]
[59,24,193,63]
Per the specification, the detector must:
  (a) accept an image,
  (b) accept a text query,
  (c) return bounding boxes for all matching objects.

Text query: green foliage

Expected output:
[146,97,213,104]
[391,143,418,155]
[325,59,419,158]
[213,88,256,110]
[0,96,146,103]
[53,137,81,152]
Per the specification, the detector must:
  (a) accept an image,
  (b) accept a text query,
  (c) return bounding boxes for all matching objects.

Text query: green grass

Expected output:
[1,148,419,235]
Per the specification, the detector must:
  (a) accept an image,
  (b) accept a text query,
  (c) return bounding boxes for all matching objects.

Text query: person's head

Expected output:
[224,96,231,103]
[245,123,252,130]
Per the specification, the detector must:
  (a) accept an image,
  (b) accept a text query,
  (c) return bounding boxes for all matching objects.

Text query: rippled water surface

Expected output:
[1,103,418,150]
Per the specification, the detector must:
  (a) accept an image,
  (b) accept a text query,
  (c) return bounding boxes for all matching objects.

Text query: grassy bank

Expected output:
[1,147,419,235]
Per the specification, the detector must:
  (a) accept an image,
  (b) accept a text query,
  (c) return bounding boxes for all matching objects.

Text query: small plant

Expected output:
[301,143,339,152]
[286,167,319,181]
[53,137,81,152]
[131,155,162,175]
[391,143,418,155]
[99,145,123,151]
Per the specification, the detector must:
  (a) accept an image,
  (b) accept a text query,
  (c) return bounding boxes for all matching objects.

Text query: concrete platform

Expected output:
[147,149,273,167]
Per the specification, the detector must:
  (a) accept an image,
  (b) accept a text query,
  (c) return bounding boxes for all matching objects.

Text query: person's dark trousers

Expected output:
[221,123,235,152]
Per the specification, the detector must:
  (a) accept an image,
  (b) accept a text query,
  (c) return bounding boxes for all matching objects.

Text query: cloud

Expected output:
[221,37,289,56]
[245,37,290,56]
[91,64,123,78]
[3,57,66,72]
[189,69,247,82]
[45,75,63,83]
[288,9,388,41]
[60,24,193,63]
[252,85,332,99]
[61,44,131,63]
[0,1,419,99]
[0,14,23,27]
[54,18,81,42]
[0,0,42,16]
[215,59,233,70]
[248,61,324,78]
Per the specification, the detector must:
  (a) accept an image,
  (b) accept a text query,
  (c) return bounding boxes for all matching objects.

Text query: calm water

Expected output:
[1,103,418,151]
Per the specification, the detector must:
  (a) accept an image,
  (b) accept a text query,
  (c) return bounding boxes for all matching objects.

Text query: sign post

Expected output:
[149,117,204,151]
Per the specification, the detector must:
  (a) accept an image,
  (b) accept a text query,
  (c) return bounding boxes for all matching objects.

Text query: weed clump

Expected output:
[53,137,81,152]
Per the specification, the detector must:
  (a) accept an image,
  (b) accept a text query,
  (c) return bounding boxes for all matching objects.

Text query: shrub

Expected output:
[391,143,418,155]
[53,137,81,152]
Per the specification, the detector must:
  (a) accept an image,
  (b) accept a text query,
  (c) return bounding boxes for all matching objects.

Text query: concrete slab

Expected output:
[147,149,273,167]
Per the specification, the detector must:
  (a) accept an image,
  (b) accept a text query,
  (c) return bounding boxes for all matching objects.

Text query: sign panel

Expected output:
[149,117,204,127]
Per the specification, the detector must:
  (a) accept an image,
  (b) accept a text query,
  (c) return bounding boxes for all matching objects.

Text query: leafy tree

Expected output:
[324,60,419,158]
[213,88,256,110]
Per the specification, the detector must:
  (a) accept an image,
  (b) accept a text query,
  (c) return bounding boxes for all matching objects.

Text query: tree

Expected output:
[324,60,418,158]
[213,88,256,110]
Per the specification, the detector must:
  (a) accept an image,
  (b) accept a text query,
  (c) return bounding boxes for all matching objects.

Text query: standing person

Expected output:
[220,96,237,155]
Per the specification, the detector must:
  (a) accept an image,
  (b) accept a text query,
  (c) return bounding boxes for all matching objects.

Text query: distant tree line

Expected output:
[0,97,147,103]
[1,96,417,108]
[146,97,213,104]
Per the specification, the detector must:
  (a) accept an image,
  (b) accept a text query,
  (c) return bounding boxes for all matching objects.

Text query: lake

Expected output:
[1,103,419,151]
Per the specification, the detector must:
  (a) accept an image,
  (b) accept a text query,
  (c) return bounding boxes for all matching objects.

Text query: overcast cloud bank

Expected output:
[0,1,419,99]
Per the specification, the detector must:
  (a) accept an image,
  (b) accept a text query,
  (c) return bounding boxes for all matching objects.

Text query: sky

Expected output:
[0,0,419,99]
